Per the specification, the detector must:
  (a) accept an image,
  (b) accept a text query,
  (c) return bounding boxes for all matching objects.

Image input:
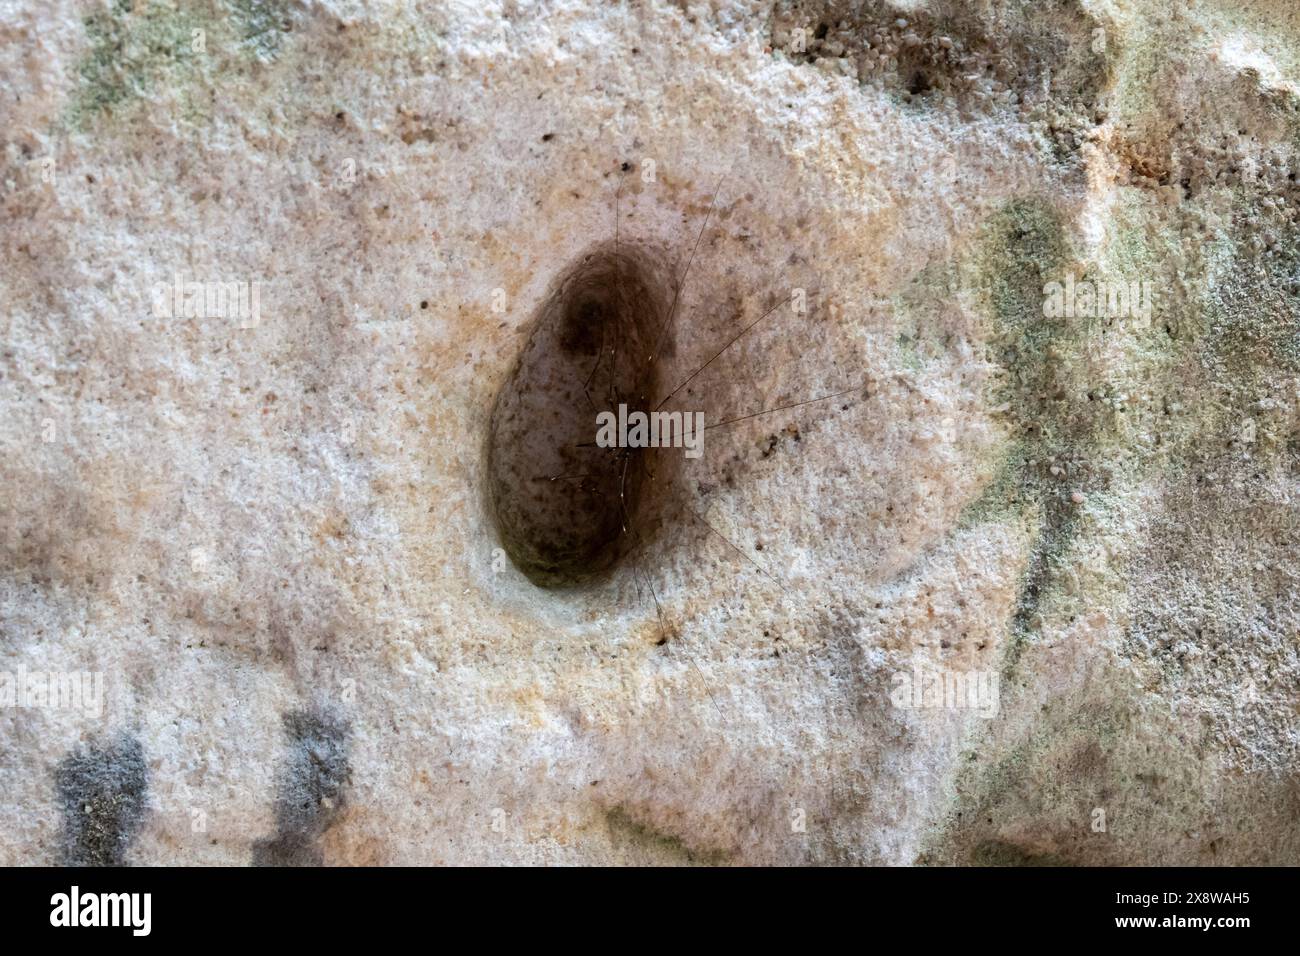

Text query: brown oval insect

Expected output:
[486,242,677,587]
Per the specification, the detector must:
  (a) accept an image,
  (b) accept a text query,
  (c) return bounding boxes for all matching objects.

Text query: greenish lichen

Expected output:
[71,0,204,127]
[227,0,291,61]
[604,807,731,866]
[890,261,963,372]
[959,197,1115,672]
[69,0,300,132]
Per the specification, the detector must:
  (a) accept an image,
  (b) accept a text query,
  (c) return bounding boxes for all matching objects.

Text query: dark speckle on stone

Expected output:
[252,707,351,866]
[55,734,148,866]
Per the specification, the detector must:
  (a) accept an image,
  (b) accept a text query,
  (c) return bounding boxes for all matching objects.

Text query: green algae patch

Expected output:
[958,198,1120,671]
[228,0,292,61]
[604,807,731,866]
[68,0,300,133]
[71,0,205,127]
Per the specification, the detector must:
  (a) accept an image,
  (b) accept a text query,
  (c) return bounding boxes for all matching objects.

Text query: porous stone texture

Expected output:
[1,0,1297,865]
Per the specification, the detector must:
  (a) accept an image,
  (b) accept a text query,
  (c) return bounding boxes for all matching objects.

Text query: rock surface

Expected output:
[1,0,1297,864]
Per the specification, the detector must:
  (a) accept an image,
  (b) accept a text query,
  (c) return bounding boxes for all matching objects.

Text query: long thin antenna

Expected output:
[705,386,862,432]
[617,485,728,724]
[615,165,623,253]
[685,504,788,593]
[634,560,726,722]
[655,293,793,411]
[618,454,631,534]
[605,164,629,413]
[581,321,606,412]
[648,166,732,366]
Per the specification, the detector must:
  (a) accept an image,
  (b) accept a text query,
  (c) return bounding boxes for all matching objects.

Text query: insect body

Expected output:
[486,242,675,588]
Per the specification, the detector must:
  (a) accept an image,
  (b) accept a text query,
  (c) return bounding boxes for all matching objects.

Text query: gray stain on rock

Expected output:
[252,707,351,866]
[55,734,148,866]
